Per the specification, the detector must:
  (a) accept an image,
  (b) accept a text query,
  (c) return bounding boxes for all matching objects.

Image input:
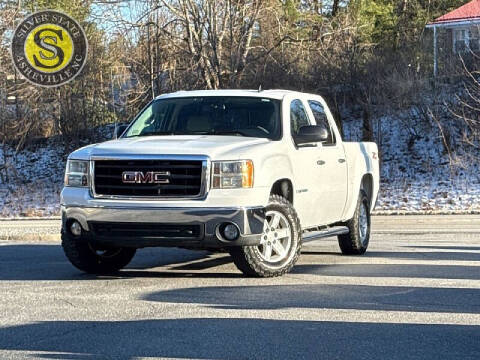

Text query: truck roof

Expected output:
[155,89,311,101]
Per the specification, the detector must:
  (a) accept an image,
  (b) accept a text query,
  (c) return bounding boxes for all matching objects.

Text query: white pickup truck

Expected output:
[61,90,379,277]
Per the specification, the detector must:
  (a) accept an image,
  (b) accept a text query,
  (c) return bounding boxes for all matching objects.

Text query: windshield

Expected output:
[124,96,282,140]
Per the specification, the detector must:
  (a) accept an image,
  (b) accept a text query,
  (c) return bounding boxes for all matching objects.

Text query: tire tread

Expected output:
[338,190,370,255]
[229,195,302,277]
[62,231,136,274]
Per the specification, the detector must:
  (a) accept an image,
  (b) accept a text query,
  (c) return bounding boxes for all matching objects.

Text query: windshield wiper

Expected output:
[212,130,249,137]
[126,131,175,138]
[126,130,250,138]
[173,131,210,135]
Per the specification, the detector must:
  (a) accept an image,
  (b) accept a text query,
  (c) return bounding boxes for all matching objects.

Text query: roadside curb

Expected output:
[0,217,61,221]
[0,234,60,242]
[374,230,480,234]
[372,210,480,216]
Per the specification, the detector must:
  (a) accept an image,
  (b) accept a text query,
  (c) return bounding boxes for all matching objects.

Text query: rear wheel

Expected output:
[229,195,302,277]
[62,231,136,274]
[338,190,370,255]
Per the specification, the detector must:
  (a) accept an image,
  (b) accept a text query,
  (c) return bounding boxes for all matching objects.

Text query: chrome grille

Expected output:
[92,158,206,198]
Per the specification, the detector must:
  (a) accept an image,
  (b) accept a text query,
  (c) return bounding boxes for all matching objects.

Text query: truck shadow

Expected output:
[0,244,235,281]
[142,283,480,313]
[1,243,479,281]
[0,318,478,360]
[292,263,480,280]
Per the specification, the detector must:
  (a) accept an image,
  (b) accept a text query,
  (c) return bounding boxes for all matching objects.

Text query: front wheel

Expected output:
[338,190,371,255]
[229,195,302,277]
[62,231,136,274]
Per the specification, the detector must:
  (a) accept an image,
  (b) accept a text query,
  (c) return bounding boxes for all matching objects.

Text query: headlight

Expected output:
[64,160,89,187]
[212,160,253,189]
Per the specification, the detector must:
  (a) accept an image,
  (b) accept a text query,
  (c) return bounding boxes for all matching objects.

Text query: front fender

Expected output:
[255,153,296,204]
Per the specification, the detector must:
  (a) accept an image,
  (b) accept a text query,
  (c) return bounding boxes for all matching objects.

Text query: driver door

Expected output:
[288,98,324,228]
[306,98,348,224]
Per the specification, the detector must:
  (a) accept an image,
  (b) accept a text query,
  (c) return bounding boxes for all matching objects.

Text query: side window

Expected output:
[308,100,335,145]
[290,99,310,136]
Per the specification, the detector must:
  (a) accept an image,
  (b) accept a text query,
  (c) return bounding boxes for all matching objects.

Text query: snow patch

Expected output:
[0,115,479,217]
[343,106,480,214]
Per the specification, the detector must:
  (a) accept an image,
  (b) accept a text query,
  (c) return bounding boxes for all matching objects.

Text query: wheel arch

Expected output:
[343,172,376,221]
[361,173,374,209]
[270,178,294,204]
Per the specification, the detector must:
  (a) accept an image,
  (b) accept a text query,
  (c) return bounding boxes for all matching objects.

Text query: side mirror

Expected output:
[295,125,328,146]
[113,123,129,139]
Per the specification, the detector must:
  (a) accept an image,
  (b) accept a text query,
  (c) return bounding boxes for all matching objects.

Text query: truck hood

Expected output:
[69,135,272,160]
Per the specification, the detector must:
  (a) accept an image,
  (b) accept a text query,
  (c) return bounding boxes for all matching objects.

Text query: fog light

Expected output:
[222,223,240,241]
[70,221,82,237]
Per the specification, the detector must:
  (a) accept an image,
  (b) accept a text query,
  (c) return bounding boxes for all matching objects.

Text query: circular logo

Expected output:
[11,10,88,87]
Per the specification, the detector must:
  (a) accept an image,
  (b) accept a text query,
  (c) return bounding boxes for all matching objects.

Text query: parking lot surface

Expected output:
[0,215,479,359]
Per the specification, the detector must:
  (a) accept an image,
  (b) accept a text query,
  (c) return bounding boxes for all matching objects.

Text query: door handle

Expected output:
[317,160,326,166]
[338,159,346,163]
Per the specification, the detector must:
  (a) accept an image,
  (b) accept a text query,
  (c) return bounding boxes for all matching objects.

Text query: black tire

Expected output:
[229,195,302,277]
[338,190,370,255]
[62,231,136,274]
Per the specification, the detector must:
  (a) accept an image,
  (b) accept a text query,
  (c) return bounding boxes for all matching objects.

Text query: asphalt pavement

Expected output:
[0,215,479,359]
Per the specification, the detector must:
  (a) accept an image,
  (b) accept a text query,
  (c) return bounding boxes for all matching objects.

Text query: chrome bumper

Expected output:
[61,205,266,248]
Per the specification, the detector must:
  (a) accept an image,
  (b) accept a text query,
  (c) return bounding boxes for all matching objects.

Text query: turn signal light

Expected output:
[212,160,254,189]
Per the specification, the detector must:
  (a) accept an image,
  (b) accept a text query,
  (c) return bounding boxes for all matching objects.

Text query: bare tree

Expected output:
[144,0,277,89]
[450,57,480,156]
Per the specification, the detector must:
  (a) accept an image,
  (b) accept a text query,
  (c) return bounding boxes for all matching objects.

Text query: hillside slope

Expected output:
[343,105,480,214]
[0,110,479,217]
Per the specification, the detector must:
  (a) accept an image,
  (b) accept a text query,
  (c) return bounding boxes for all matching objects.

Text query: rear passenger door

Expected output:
[307,99,348,224]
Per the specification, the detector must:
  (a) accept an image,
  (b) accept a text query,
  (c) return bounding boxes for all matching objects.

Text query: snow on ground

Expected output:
[343,107,480,214]
[0,140,66,217]
[0,126,116,218]
[0,111,479,217]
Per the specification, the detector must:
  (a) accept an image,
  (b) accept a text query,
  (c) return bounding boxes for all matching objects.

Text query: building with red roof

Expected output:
[426,0,480,76]
[429,0,480,25]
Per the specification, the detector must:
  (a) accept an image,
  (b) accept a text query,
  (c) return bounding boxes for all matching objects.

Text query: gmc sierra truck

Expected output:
[61,90,379,277]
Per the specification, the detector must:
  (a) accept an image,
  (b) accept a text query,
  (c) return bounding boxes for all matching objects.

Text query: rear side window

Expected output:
[308,100,335,145]
[290,99,310,136]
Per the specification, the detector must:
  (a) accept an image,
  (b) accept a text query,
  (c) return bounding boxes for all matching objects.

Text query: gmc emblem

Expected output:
[122,171,170,184]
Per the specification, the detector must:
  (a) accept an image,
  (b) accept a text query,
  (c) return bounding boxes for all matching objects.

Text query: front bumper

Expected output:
[61,205,266,248]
